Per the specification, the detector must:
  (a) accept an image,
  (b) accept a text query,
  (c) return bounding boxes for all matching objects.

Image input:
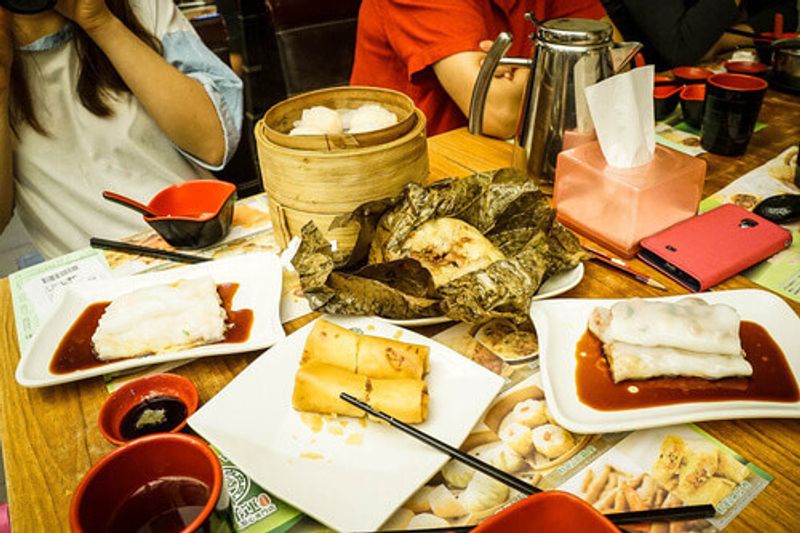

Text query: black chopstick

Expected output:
[90,237,211,264]
[724,27,772,41]
[339,393,539,496]
[607,504,717,525]
[340,394,717,527]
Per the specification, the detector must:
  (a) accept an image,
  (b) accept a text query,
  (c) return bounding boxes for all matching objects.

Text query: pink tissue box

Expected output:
[553,141,706,258]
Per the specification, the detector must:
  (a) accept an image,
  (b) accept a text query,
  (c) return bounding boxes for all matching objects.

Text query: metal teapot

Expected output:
[469,17,642,193]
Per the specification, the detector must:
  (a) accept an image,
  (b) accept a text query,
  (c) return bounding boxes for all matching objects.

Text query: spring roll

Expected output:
[369,378,429,424]
[292,362,368,418]
[356,334,429,380]
[589,298,742,356]
[301,319,358,373]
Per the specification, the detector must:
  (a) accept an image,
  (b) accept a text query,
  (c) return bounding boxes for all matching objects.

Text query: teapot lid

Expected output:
[537,18,612,46]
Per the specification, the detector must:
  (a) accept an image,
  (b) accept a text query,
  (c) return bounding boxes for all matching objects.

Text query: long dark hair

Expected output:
[10,0,162,134]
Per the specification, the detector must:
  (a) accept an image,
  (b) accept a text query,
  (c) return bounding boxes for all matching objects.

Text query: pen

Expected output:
[583,245,668,291]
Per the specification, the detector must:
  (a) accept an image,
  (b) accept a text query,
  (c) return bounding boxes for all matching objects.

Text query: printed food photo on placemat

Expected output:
[383,374,595,530]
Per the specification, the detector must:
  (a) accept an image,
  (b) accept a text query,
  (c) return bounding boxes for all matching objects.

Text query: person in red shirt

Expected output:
[350,0,608,138]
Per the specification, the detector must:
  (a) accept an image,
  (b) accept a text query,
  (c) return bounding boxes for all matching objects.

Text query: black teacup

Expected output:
[700,74,768,156]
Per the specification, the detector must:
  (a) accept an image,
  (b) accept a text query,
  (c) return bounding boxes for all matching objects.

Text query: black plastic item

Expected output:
[753,194,800,224]
[700,74,767,156]
[0,0,55,14]
[679,84,705,129]
[653,85,681,121]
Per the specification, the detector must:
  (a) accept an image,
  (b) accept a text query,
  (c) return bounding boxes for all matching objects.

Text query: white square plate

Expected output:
[188,316,505,532]
[531,289,800,433]
[15,252,285,388]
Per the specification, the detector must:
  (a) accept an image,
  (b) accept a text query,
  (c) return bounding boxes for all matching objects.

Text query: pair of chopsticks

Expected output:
[341,394,716,528]
[583,245,667,291]
[90,237,211,264]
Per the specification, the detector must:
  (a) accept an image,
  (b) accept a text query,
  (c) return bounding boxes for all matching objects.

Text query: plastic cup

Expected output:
[700,74,768,156]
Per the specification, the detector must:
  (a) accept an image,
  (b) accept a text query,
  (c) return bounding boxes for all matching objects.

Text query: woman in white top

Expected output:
[0,0,243,258]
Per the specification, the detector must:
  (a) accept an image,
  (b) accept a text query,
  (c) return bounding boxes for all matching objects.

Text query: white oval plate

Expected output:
[383,262,585,327]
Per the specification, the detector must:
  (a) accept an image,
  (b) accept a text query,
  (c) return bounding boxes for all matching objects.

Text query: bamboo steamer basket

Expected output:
[262,86,418,150]
[256,87,428,250]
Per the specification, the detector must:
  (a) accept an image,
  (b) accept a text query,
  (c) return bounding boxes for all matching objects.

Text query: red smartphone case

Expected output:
[638,204,793,291]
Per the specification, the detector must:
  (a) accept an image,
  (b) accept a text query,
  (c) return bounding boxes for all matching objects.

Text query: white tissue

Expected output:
[584,66,655,168]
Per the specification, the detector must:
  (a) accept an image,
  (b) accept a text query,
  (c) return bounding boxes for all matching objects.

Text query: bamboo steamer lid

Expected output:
[262,86,417,150]
[255,87,428,250]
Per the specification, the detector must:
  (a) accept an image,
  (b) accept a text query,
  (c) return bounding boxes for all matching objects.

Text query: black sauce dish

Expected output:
[654,84,682,121]
[679,83,706,129]
[104,180,237,249]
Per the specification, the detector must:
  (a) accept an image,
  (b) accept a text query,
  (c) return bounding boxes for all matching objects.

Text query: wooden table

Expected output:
[1,90,799,531]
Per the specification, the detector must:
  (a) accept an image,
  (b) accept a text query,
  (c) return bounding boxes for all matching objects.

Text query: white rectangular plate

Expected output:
[188,316,504,532]
[531,289,800,433]
[15,252,285,388]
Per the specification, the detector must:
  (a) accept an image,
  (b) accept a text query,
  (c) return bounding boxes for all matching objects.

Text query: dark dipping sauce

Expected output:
[576,321,799,410]
[119,395,188,441]
[50,283,253,375]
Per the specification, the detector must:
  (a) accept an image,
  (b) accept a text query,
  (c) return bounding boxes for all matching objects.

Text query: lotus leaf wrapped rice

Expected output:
[292,168,587,324]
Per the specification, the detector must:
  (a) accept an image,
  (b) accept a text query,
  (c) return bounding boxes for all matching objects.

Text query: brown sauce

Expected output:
[50,283,253,374]
[575,321,799,410]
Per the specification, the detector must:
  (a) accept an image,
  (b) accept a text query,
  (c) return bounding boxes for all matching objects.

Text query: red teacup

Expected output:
[70,434,231,533]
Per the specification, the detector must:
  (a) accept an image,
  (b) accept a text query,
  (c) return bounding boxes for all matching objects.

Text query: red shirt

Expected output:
[350,0,607,136]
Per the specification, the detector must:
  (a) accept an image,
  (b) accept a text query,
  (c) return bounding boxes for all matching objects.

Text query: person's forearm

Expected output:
[433,51,528,139]
[0,89,13,232]
[85,16,226,166]
[480,74,528,139]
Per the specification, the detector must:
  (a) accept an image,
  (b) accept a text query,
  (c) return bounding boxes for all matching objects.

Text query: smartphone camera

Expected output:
[1,0,56,15]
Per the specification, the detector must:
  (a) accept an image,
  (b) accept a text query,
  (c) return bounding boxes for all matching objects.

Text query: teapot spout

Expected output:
[612,41,644,73]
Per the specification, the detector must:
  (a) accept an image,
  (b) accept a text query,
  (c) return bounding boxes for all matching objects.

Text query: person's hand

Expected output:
[479,40,514,80]
[56,0,114,34]
[0,8,12,92]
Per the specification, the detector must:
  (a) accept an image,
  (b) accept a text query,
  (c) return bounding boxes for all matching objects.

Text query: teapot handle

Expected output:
[612,41,644,74]
[468,32,515,136]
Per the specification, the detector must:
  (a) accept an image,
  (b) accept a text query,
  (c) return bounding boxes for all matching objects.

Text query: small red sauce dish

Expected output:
[680,83,706,129]
[70,434,229,533]
[146,180,237,249]
[472,491,617,532]
[104,180,237,249]
[98,373,199,446]
[724,60,769,78]
[672,66,714,85]
[654,74,676,86]
[654,84,682,120]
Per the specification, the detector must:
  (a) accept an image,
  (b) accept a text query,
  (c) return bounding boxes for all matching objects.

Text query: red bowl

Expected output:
[673,66,714,85]
[472,491,617,532]
[70,434,224,533]
[654,74,676,86]
[98,373,199,446]
[146,180,237,249]
[724,61,769,77]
